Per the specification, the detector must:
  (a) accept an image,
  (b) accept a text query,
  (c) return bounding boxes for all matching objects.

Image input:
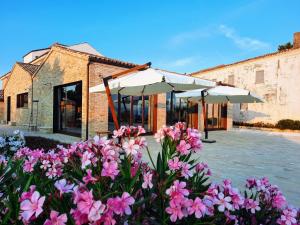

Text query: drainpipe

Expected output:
[86,61,90,140]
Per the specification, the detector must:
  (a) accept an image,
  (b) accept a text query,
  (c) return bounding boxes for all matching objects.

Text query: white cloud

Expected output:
[219,24,270,51]
[169,29,211,47]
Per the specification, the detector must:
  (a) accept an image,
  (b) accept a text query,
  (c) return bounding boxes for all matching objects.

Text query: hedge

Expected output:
[233,119,300,130]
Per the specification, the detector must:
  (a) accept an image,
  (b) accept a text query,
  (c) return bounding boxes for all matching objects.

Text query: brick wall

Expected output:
[88,62,128,137]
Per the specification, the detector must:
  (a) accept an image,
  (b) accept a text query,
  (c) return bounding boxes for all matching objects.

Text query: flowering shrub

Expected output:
[0,130,25,159]
[0,123,299,224]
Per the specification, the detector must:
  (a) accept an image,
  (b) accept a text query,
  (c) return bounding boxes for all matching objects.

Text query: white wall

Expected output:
[193,48,300,124]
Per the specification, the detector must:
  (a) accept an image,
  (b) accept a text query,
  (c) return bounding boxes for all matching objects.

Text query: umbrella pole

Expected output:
[103,77,120,130]
[118,91,121,125]
[201,90,216,143]
[142,95,145,128]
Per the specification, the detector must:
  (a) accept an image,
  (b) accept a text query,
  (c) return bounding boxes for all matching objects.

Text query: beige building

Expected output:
[0,43,180,139]
[192,32,300,126]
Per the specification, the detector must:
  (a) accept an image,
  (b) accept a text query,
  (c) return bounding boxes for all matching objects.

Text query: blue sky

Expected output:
[0,0,299,79]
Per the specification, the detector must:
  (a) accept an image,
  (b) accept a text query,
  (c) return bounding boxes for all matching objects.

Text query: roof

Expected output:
[22,47,50,58]
[190,47,300,75]
[0,90,3,102]
[0,71,11,80]
[16,62,40,75]
[53,44,138,68]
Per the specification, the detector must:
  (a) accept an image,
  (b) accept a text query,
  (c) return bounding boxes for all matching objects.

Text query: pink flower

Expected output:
[107,192,135,216]
[54,179,75,196]
[44,210,67,225]
[176,140,191,155]
[88,200,106,222]
[277,208,298,225]
[245,198,261,214]
[166,199,185,222]
[215,192,233,212]
[229,188,244,210]
[20,191,45,222]
[113,127,125,138]
[70,209,88,225]
[166,180,189,201]
[142,172,153,189]
[181,163,193,179]
[168,157,182,171]
[137,126,146,135]
[20,185,36,202]
[83,169,97,184]
[188,197,206,218]
[81,151,93,169]
[122,139,140,156]
[101,161,119,180]
[272,193,287,209]
[76,190,94,214]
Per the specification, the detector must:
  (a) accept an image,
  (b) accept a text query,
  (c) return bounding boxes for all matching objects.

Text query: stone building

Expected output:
[192,32,300,126]
[0,43,173,139]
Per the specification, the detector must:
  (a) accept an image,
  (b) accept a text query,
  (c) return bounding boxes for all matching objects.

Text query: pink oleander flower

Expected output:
[195,162,208,172]
[215,192,233,212]
[20,191,45,222]
[181,163,193,179]
[88,200,106,222]
[122,139,139,156]
[101,161,119,180]
[107,192,135,216]
[176,140,191,155]
[245,199,261,214]
[54,179,75,196]
[137,126,146,135]
[166,180,189,201]
[154,128,165,142]
[137,137,147,148]
[168,157,183,171]
[44,210,67,225]
[277,208,298,225]
[70,209,88,225]
[40,160,51,170]
[166,199,185,222]
[20,185,36,202]
[83,169,97,184]
[142,172,153,189]
[81,151,94,169]
[113,127,125,138]
[76,190,94,215]
[229,188,244,210]
[188,197,207,218]
[272,193,287,209]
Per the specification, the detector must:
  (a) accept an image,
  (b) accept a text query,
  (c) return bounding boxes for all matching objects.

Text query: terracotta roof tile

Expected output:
[17,62,40,75]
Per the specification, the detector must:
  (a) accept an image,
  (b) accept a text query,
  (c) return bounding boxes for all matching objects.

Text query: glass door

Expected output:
[54,82,82,136]
[206,103,227,130]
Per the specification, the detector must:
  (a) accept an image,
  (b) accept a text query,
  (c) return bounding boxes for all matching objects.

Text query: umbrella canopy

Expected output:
[89,68,215,96]
[175,86,263,103]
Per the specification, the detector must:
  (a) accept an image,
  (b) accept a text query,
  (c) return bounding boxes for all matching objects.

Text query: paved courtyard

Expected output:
[1,125,299,206]
[145,129,300,206]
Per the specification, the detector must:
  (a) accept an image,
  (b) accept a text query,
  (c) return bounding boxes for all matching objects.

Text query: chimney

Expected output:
[294,32,300,49]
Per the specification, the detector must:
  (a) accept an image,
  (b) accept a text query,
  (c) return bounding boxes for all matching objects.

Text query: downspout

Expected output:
[86,61,90,140]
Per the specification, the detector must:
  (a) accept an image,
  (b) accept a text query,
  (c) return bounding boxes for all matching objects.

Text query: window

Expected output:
[228,75,234,85]
[17,93,28,108]
[255,70,264,84]
[240,103,248,111]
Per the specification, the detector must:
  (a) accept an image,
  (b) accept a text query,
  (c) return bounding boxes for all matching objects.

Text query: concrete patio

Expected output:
[145,129,300,206]
[1,125,299,206]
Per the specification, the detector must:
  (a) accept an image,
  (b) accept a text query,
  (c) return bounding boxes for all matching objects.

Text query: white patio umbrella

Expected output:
[175,86,263,143]
[89,68,215,95]
[175,86,263,103]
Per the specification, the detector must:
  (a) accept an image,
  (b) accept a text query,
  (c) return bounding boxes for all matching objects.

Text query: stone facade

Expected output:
[192,47,300,125]
[3,64,33,125]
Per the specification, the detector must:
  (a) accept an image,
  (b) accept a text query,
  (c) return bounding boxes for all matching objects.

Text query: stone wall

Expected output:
[4,64,32,126]
[193,48,300,125]
[33,47,89,137]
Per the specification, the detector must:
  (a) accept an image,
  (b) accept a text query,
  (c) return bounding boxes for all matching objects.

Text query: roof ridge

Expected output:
[190,47,300,75]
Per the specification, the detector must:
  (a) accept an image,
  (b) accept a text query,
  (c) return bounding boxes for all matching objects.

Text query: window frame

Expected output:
[16,92,29,108]
[255,70,265,84]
